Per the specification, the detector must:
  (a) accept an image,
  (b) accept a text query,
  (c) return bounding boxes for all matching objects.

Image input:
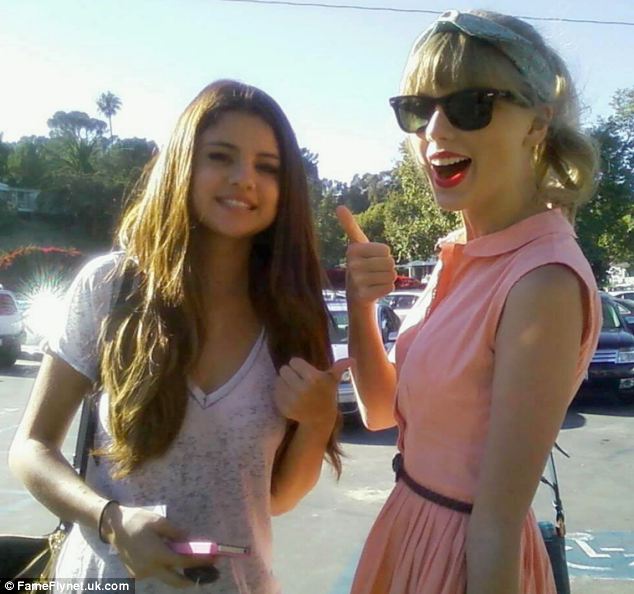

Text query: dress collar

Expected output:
[437,209,576,258]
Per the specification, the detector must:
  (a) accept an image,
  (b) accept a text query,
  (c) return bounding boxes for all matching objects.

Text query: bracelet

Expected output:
[98,499,120,544]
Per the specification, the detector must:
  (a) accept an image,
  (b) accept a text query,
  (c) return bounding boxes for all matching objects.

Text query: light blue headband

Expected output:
[413,10,557,103]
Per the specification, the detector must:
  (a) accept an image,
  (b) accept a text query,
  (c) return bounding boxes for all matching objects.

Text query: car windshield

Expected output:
[602,299,622,330]
[616,298,634,314]
[388,295,418,309]
[328,310,349,344]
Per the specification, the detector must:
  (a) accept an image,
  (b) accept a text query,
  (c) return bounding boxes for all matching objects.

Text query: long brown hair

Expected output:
[98,80,341,478]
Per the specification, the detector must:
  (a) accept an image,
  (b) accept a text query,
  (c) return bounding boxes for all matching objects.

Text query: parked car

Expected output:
[579,293,634,400]
[326,299,401,418]
[609,290,634,301]
[0,284,26,368]
[383,290,425,322]
[613,297,634,332]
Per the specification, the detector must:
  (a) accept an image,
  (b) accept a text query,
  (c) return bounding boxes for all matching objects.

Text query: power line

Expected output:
[221,0,441,15]
[219,0,634,27]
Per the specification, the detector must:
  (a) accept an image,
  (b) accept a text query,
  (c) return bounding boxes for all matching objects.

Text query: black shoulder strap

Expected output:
[540,444,569,536]
[73,400,94,478]
[72,261,137,477]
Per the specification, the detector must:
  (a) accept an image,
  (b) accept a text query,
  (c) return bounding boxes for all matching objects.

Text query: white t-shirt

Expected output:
[49,253,287,593]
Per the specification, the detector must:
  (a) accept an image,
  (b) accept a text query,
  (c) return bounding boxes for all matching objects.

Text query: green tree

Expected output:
[575,88,634,285]
[314,179,347,267]
[0,134,12,182]
[97,91,122,141]
[357,201,388,244]
[0,196,19,233]
[300,150,347,267]
[39,172,122,241]
[97,137,156,190]
[6,136,49,188]
[382,145,459,262]
[47,111,107,174]
[344,172,394,212]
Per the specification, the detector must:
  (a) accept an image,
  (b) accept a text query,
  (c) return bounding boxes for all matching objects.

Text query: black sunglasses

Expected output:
[389,88,524,133]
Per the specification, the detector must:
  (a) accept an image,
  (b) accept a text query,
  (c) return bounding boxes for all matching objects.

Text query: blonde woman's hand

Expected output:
[274,358,353,432]
[101,504,217,587]
[336,205,397,305]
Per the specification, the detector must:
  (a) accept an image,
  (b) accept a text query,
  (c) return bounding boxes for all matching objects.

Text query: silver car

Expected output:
[327,299,401,419]
[0,285,25,367]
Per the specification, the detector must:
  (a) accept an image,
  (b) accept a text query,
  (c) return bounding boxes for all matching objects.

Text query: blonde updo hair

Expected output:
[401,9,598,221]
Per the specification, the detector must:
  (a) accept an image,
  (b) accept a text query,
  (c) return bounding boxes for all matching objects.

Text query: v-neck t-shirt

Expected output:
[48,252,287,594]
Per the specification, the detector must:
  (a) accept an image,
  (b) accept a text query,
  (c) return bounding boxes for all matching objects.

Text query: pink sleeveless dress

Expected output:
[351,209,601,594]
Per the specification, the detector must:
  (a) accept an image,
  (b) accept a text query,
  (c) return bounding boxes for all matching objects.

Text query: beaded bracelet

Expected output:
[98,499,120,544]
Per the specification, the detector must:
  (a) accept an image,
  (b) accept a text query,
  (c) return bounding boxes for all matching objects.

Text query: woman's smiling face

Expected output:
[190,111,281,242]
[410,86,541,216]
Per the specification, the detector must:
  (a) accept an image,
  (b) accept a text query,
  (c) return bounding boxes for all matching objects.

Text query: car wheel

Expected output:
[0,345,19,368]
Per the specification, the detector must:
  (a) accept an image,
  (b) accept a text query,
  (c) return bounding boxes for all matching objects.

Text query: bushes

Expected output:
[0,200,19,233]
[0,246,84,294]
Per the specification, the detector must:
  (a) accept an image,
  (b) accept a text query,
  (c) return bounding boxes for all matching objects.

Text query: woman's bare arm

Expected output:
[337,205,398,430]
[9,354,110,529]
[270,358,350,514]
[466,264,585,594]
[9,354,206,586]
[347,301,398,430]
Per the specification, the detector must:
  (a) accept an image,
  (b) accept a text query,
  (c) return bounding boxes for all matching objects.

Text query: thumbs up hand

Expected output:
[274,357,354,431]
[336,206,397,305]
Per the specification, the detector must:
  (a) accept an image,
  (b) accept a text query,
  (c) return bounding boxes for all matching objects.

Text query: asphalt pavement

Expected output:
[1,354,633,593]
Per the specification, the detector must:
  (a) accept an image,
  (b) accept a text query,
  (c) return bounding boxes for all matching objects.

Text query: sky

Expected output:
[1,0,633,183]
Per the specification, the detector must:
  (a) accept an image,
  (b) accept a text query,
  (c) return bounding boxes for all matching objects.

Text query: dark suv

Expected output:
[580,293,634,400]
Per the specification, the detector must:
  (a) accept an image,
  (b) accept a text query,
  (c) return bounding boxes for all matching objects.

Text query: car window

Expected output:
[0,293,19,316]
[602,299,622,330]
[616,303,629,315]
[328,310,349,344]
[386,308,401,334]
[395,295,418,309]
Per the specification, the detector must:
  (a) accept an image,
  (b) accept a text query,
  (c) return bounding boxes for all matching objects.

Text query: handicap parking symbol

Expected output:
[566,531,634,580]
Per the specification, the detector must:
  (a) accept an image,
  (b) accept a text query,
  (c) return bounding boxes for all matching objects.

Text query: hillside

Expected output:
[0,217,111,257]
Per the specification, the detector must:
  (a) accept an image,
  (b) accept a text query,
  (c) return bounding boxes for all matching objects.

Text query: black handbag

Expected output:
[538,447,571,594]
[0,264,135,581]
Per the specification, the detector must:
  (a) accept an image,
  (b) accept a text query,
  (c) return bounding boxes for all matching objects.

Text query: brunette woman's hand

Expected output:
[101,504,217,587]
[274,358,353,432]
[336,205,397,305]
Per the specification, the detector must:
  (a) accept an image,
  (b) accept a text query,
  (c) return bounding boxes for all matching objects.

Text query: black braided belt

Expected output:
[392,453,473,514]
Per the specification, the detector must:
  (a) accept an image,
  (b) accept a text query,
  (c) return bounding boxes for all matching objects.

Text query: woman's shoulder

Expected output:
[75,251,126,284]
[515,229,596,287]
[63,251,129,314]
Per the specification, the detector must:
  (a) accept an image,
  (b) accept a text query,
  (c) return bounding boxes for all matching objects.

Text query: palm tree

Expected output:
[96,91,122,140]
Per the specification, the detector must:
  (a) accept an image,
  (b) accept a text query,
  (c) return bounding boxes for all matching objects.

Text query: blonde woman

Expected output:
[338,10,601,594]
[10,80,349,593]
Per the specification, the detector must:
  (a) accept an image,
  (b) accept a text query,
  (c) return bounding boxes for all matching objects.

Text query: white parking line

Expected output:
[568,562,612,572]
[0,408,20,415]
[601,547,626,552]
[574,539,611,558]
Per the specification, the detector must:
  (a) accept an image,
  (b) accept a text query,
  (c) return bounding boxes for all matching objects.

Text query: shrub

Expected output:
[0,246,85,294]
[0,199,19,233]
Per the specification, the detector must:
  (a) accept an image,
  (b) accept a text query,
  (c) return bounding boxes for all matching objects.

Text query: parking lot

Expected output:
[1,354,634,593]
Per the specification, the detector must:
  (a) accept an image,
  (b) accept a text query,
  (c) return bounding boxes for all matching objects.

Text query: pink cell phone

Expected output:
[169,541,250,557]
